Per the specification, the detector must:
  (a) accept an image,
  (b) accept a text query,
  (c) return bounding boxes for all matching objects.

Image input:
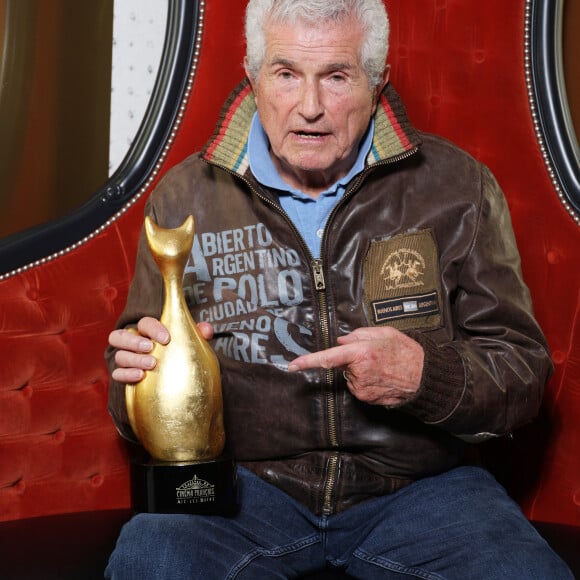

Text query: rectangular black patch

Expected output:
[371,291,440,324]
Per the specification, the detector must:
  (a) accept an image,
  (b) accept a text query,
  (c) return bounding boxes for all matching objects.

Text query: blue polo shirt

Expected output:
[248,113,374,258]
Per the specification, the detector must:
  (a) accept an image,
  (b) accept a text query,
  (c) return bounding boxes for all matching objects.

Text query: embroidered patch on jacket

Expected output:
[364,230,442,331]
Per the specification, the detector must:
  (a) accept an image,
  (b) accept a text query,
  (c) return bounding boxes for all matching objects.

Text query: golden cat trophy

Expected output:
[126,215,237,514]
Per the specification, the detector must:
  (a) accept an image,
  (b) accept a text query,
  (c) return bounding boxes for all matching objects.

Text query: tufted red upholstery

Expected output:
[0,0,579,539]
[0,0,247,524]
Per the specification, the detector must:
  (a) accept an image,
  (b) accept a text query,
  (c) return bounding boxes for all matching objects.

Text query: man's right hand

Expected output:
[108,317,169,384]
[108,317,215,384]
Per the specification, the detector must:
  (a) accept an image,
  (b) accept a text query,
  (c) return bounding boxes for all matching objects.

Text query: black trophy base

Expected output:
[131,455,237,515]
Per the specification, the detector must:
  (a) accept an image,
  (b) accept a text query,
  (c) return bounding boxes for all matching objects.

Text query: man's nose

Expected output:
[298,80,324,119]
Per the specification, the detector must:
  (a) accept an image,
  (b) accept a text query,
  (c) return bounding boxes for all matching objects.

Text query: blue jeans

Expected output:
[105,466,572,579]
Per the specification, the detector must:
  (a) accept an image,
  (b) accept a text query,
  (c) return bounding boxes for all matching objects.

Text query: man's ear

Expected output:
[244,57,257,98]
[372,64,391,111]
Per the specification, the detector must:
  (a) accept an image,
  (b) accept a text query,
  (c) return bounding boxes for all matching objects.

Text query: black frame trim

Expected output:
[530,0,580,216]
[0,0,200,276]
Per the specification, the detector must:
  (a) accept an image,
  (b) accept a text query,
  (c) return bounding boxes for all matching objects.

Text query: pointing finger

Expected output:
[288,345,354,372]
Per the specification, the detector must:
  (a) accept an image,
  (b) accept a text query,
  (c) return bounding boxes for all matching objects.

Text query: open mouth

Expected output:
[294,131,328,138]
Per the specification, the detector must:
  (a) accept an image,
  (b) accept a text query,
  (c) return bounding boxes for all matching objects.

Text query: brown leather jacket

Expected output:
[106,79,552,515]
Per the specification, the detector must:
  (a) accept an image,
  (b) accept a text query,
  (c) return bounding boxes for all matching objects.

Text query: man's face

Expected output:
[246,18,388,197]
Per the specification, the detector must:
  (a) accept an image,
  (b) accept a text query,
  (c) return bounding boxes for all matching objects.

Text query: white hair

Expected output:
[245,0,390,89]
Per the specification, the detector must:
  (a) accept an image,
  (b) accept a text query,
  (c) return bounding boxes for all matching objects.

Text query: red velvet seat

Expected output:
[0,0,579,577]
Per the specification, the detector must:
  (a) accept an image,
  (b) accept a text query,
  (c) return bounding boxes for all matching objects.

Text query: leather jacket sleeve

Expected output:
[400,166,553,441]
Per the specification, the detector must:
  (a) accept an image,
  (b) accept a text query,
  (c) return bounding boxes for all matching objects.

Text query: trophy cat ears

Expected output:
[144,215,195,262]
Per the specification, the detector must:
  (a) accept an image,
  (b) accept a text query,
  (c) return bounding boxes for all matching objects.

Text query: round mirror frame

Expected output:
[0,0,204,279]
[527,0,580,222]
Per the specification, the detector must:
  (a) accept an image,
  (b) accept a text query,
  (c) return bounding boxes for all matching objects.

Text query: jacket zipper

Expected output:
[207,145,419,514]
[312,259,340,514]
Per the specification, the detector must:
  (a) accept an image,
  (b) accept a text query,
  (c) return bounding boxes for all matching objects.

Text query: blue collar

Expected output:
[248,113,374,199]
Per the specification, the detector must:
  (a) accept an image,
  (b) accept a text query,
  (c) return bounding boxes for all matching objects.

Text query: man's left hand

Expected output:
[288,327,424,407]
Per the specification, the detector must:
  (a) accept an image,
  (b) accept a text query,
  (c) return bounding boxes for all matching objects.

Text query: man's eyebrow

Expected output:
[268,58,354,72]
[269,57,295,68]
[326,62,354,72]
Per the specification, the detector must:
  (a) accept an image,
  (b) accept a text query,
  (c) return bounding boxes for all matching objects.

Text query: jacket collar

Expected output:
[202,77,421,176]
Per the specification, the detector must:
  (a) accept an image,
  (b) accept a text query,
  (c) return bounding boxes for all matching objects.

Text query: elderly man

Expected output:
[105,0,572,578]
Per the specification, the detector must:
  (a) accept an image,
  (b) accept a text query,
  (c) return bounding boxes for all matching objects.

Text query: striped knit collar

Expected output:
[202,77,421,175]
